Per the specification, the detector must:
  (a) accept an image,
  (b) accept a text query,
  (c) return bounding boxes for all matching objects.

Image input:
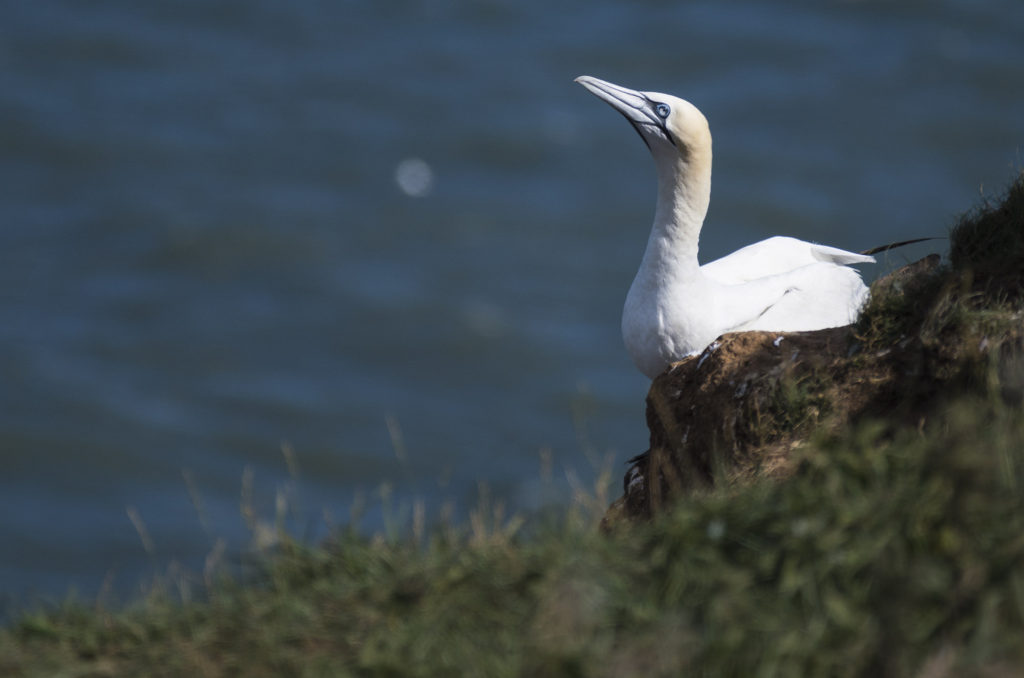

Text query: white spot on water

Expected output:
[395,157,434,197]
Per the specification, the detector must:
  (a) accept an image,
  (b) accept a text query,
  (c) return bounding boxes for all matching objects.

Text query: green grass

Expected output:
[949,172,1024,298]
[5,393,1024,677]
[857,171,1024,351]
[4,172,1024,677]
[850,171,1024,413]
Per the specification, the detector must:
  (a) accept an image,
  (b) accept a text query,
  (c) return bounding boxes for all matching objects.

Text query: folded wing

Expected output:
[701,236,874,285]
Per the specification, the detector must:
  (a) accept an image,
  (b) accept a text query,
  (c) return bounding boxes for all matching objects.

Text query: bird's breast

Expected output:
[622,277,715,377]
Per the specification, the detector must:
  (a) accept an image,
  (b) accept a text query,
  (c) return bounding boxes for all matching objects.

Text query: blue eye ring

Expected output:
[655,103,671,119]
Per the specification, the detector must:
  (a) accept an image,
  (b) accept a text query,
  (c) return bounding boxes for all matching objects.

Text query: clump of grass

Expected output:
[756,370,832,442]
[854,259,946,354]
[668,395,1024,675]
[856,171,1024,355]
[949,171,1024,298]
[848,172,1024,420]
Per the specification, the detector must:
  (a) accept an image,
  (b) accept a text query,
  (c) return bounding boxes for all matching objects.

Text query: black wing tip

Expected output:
[861,237,944,256]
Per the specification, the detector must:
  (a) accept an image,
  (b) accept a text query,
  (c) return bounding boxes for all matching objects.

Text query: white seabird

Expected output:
[576,76,874,379]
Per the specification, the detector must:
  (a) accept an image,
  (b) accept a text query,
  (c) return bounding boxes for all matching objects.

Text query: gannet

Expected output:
[576,76,875,378]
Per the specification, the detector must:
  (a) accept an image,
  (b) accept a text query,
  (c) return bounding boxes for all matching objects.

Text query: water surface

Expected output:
[2,0,1022,609]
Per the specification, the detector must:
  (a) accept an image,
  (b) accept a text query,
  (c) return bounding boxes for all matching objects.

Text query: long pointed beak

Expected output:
[575,75,652,126]
[575,75,677,152]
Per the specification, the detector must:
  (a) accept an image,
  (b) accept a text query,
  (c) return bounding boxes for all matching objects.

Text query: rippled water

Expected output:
[2,0,1023,609]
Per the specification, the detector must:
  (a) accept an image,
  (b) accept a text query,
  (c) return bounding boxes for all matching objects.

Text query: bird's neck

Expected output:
[639,147,712,279]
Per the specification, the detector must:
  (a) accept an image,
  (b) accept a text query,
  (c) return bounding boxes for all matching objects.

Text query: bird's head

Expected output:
[575,75,710,165]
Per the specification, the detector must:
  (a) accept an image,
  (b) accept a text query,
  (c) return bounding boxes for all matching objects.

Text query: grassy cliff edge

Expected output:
[4,173,1024,677]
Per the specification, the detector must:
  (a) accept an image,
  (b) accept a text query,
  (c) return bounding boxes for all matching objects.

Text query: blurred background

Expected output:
[1,0,1022,611]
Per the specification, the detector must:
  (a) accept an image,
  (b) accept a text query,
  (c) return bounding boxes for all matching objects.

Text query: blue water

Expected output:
[2,0,1023,611]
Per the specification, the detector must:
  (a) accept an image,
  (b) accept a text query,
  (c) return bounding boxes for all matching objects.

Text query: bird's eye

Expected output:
[655,103,670,119]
